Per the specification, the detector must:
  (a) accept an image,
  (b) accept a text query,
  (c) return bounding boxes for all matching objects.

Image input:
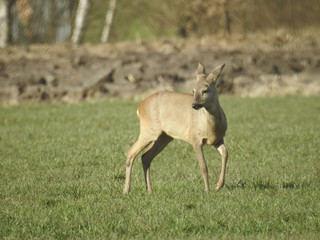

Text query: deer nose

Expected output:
[192,103,202,110]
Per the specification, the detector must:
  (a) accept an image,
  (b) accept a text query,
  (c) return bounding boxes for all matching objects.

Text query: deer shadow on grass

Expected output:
[225,179,312,191]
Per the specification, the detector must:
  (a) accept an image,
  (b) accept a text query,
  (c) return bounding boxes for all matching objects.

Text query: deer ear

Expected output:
[196,63,206,76]
[206,64,225,84]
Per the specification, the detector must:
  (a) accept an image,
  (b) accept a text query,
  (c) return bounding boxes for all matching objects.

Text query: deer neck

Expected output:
[202,99,226,145]
[204,98,223,120]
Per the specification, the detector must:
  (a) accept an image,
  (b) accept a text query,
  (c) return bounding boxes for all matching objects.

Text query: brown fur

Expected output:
[123,63,228,194]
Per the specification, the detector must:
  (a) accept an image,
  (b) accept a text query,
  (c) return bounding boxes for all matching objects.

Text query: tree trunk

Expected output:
[0,0,8,47]
[72,0,90,44]
[221,0,231,37]
[101,0,116,43]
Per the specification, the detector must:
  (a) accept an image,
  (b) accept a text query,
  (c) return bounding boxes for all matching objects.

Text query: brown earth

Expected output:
[0,34,319,105]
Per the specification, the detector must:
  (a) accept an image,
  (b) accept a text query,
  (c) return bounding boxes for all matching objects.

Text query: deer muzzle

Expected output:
[192,103,203,110]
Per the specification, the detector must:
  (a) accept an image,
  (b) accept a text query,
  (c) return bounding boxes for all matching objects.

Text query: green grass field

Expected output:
[0,96,319,239]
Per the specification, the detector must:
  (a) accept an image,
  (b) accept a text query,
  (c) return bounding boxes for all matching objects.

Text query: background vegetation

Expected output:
[86,0,320,42]
[6,0,320,44]
[1,96,319,239]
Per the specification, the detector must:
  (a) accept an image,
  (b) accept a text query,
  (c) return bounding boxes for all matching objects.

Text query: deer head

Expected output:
[192,63,225,110]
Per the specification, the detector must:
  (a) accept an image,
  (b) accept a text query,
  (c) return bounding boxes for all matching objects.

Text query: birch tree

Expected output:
[101,0,116,43]
[72,0,90,44]
[0,0,8,47]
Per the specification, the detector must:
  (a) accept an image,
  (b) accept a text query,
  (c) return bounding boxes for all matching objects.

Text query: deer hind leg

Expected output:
[123,137,150,195]
[193,143,210,192]
[141,133,173,193]
[215,139,228,191]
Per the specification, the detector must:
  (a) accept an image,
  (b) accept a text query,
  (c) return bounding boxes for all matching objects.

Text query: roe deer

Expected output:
[123,63,228,194]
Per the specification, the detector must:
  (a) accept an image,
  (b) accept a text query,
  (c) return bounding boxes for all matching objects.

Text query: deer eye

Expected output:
[202,89,209,94]
[192,89,195,94]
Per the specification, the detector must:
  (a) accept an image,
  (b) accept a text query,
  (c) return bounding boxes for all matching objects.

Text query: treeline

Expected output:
[1,0,319,46]
[108,0,319,40]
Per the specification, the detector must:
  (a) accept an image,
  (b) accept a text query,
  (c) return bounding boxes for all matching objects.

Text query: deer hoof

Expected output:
[215,182,224,192]
[123,188,129,195]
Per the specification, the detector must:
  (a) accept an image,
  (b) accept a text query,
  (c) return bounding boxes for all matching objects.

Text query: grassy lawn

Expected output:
[0,96,319,239]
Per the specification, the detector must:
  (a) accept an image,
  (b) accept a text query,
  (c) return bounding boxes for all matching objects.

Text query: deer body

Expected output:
[139,91,226,145]
[123,63,228,194]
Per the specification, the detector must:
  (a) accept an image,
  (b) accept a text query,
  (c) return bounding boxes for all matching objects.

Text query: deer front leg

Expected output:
[193,143,210,192]
[215,140,228,191]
